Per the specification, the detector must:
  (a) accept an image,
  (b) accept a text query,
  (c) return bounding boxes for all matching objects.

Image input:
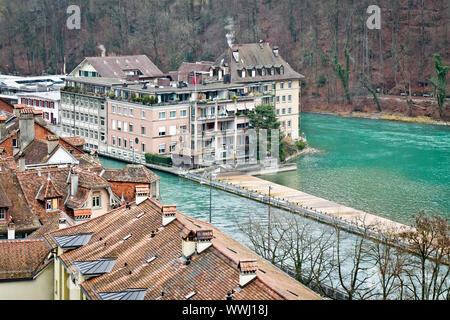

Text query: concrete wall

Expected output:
[0,261,54,300]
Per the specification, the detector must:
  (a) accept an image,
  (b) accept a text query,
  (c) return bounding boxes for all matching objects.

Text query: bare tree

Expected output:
[400,212,450,300]
[334,220,378,300]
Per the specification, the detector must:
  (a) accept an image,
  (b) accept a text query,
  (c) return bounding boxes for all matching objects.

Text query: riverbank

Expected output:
[283,146,321,163]
[303,110,450,126]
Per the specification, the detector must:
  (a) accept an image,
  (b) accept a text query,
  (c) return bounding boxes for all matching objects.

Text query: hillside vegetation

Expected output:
[0,0,448,117]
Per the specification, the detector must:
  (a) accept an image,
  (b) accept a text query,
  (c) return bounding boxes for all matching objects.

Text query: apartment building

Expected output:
[17,91,61,125]
[59,78,117,152]
[213,42,304,139]
[69,55,164,81]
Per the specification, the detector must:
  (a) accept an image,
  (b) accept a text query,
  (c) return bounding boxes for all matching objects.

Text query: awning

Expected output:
[226,105,236,112]
[237,105,246,111]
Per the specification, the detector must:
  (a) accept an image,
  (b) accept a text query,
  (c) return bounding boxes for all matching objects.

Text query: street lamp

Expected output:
[268,185,274,257]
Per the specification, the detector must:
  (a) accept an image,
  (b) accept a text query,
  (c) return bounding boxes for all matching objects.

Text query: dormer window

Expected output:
[0,208,6,221]
[262,69,266,76]
[46,198,59,211]
[271,68,275,76]
[242,70,246,78]
[280,66,285,75]
[13,139,18,148]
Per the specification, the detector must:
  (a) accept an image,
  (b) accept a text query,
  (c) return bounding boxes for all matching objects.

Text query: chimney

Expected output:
[19,110,35,151]
[196,230,213,254]
[7,220,15,240]
[13,104,24,117]
[59,218,67,230]
[0,116,6,140]
[182,230,196,258]
[232,49,239,63]
[162,205,177,226]
[238,259,258,287]
[136,185,150,205]
[47,135,59,155]
[273,46,279,57]
[70,170,79,197]
[18,155,26,172]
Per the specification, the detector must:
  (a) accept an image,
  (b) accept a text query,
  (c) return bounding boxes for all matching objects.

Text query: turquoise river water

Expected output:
[100,112,450,231]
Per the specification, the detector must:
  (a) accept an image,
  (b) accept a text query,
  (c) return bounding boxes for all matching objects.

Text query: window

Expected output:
[0,208,6,220]
[170,111,176,119]
[142,143,146,153]
[159,144,166,154]
[282,121,286,128]
[170,143,177,152]
[159,112,166,120]
[282,108,286,115]
[288,107,292,114]
[142,110,146,119]
[124,139,127,148]
[276,109,280,115]
[123,122,128,133]
[12,139,18,148]
[118,107,122,114]
[288,95,292,102]
[159,127,166,136]
[129,108,133,117]
[101,117,105,126]
[112,106,116,113]
[262,68,266,76]
[46,200,53,211]
[288,81,292,88]
[112,120,117,130]
[288,120,292,127]
[141,126,146,135]
[112,136,116,145]
[169,126,176,136]
[118,137,122,147]
[123,107,127,116]
[92,193,101,208]
[282,96,286,102]
[129,123,134,133]
[280,82,284,89]
[117,121,122,131]
[180,110,187,118]
[276,96,280,103]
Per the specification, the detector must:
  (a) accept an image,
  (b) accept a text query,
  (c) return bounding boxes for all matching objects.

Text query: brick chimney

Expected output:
[238,259,258,287]
[0,116,6,140]
[19,109,35,151]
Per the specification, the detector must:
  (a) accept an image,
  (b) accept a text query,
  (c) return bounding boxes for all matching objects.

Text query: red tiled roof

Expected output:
[0,167,40,235]
[45,199,321,300]
[102,165,159,184]
[36,175,63,201]
[0,239,51,281]
[63,137,86,147]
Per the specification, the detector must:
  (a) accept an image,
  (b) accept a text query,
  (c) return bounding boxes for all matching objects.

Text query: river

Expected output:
[101,112,450,229]
[99,113,450,298]
[261,113,450,225]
